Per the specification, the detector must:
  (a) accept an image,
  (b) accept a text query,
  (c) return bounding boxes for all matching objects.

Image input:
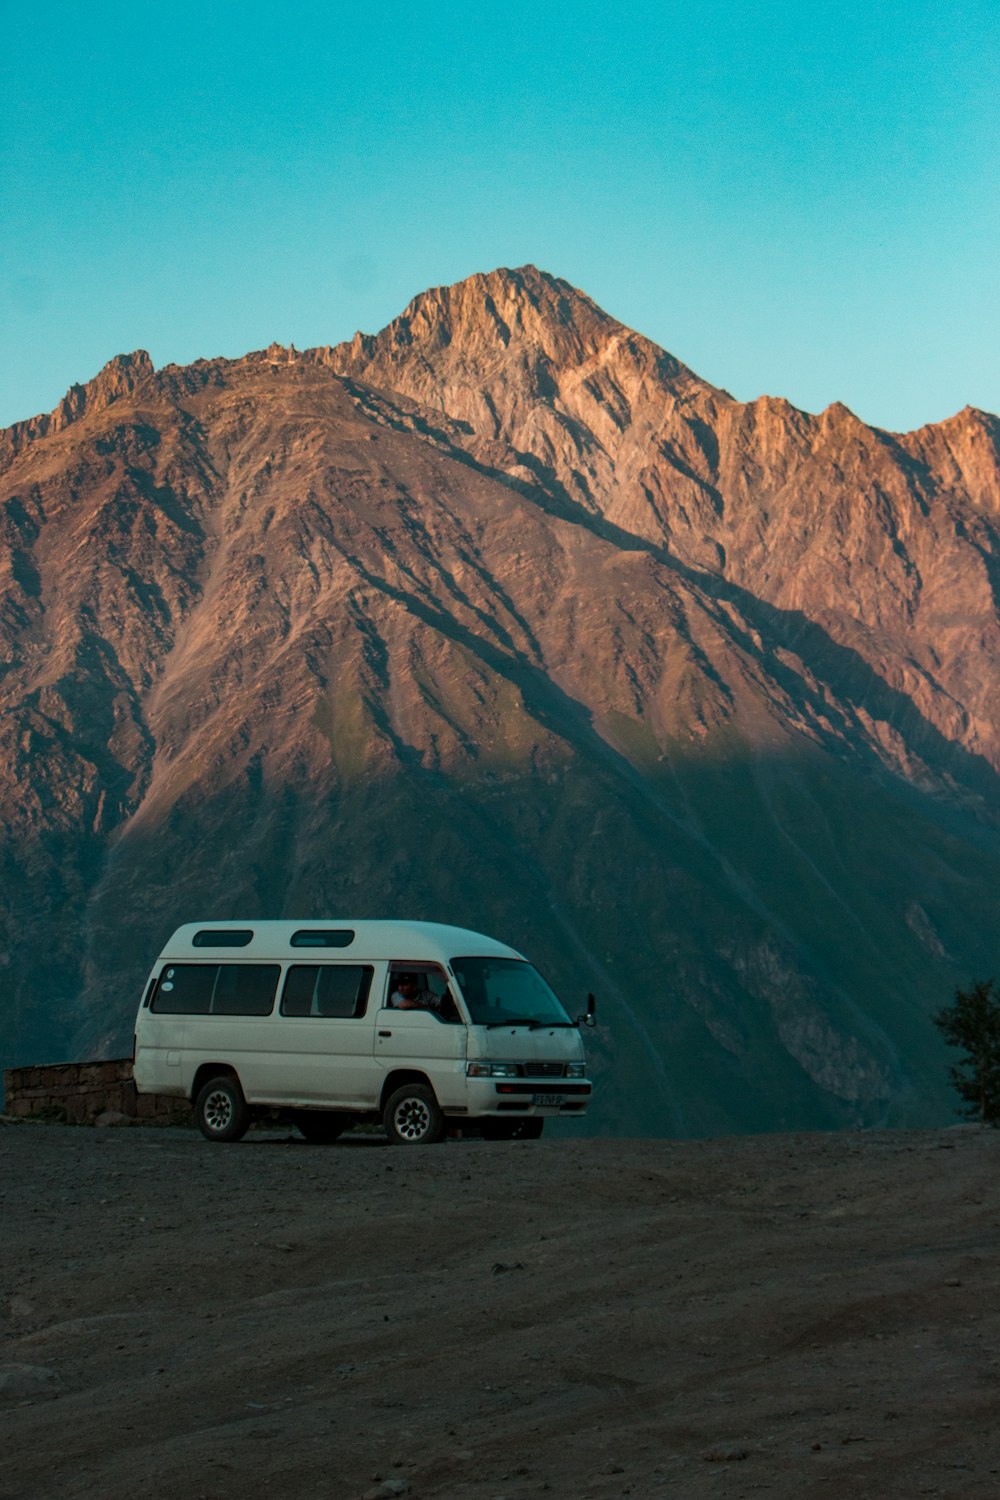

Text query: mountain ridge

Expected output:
[10,266,996,449]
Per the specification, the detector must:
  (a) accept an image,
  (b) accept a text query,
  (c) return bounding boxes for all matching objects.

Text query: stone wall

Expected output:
[2,1058,191,1125]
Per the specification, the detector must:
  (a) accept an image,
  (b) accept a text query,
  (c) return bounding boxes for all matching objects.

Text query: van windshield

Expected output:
[451,957,572,1027]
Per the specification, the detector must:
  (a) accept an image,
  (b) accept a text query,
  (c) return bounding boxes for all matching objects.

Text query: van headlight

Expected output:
[466,1062,520,1078]
[566,1064,585,1078]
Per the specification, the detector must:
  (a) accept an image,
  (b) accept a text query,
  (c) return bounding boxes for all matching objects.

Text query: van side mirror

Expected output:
[578,992,597,1028]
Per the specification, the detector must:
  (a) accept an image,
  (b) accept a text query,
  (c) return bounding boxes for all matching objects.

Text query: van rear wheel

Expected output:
[384,1084,446,1146]
[195,1075,251,1143]
[294,1111,351,1144]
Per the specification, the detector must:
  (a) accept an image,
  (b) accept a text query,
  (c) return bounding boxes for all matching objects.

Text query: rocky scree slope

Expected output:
[1,266,998,1135]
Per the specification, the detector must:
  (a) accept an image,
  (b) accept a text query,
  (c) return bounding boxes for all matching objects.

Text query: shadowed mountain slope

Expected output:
[1,266,998,1134]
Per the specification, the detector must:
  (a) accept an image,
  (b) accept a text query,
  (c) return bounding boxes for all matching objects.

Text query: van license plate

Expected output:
[533,1092,565,1106]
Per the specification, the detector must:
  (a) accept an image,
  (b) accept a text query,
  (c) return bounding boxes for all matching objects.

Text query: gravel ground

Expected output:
[2,1120,1000,1499]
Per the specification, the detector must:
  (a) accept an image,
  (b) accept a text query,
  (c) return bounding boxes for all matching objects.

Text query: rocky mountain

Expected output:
[2,266,999,1135]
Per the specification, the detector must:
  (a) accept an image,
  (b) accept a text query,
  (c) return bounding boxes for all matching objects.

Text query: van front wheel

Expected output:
[195,1075,251,1143]
[384,1084,446,1146]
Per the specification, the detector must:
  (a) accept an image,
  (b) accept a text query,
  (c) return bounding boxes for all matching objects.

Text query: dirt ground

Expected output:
[2,1119,1000,1500]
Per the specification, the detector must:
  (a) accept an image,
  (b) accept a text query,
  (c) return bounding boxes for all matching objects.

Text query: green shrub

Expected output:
[934,979,1000,1125]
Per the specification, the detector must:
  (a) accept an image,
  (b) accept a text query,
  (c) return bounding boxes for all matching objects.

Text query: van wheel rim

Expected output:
[204,1090,233,1132]
[395,1099,431,1140]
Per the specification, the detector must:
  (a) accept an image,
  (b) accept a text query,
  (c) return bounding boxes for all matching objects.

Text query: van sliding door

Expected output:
[252,963,378,1106]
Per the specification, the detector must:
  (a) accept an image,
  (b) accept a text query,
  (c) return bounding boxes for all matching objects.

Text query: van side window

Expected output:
[151,965,216,1014]
[280,965,373,1018]
[151,963,279,1016]
[212,964,280,1016]
[386,963,461,1021]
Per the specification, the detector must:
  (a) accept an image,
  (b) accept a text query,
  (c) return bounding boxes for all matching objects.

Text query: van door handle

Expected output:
[378,1030,392,1037]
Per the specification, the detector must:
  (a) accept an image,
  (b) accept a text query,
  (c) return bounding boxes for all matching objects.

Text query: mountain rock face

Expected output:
[2,266,999,1135]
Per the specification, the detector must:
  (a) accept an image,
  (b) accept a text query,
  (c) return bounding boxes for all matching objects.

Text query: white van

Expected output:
[133,919,594,1144]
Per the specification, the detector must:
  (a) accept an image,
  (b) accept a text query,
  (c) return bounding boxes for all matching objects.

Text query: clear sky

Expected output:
[2,0,997,433]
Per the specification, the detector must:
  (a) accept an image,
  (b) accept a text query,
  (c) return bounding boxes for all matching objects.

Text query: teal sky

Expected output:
[2,0,997,433]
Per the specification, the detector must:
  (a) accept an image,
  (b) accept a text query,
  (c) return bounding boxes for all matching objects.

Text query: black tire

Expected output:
[481,1117,545,1141]
[383,1083,446,1146]
[194,1074,251,1143]
[294,1111,351,1144]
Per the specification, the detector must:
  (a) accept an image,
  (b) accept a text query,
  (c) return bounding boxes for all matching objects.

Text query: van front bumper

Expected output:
[464,1076,592,1118]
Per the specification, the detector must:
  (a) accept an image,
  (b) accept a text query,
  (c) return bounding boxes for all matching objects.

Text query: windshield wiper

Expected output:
[484,1017,544,1029]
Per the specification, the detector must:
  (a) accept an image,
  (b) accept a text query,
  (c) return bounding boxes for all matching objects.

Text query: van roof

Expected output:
[160,919,524,962]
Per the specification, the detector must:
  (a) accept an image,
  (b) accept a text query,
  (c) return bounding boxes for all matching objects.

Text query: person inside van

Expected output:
[389,973,439,1010]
